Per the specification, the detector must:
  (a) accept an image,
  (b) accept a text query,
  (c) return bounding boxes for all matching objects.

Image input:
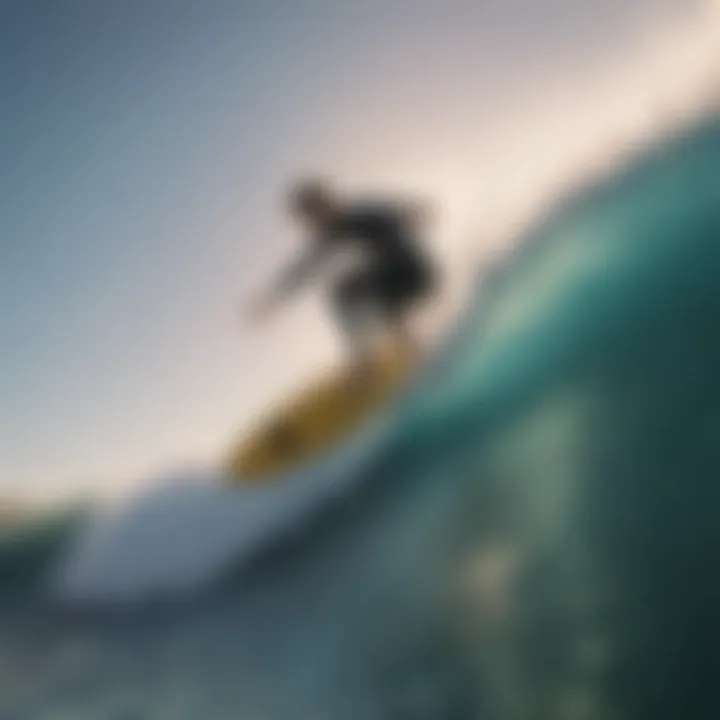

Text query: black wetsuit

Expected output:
[274,202,436,342]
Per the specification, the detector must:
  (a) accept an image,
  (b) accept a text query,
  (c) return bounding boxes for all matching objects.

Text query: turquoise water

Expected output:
[1,117,719,719]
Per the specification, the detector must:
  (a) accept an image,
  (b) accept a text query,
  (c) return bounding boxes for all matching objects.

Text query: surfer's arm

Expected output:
[248,241,330,323]
[270,241,330,301]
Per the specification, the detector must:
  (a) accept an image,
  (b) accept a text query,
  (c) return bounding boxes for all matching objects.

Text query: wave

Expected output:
[42,114,720,640]
[3,114,719,720]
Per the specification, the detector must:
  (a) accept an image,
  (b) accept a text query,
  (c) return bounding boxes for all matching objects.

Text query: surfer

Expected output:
[247,178,438,371]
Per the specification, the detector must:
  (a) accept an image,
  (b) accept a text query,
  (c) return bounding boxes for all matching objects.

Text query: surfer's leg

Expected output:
[331,271,377,369]
[376,261,433,359]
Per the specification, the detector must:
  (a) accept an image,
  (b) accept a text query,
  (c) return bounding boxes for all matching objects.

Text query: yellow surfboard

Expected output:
[226,349,414,483]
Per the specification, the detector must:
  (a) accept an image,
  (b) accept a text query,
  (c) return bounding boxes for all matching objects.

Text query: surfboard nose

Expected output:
[226,349,414,482]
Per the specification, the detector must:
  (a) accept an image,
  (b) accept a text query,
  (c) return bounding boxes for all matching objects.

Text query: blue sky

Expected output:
[0,0,714,499]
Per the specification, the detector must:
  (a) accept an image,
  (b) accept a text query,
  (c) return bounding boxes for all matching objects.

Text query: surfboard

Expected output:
[226,349,415,483]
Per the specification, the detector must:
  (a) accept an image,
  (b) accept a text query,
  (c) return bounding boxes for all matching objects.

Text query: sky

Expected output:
[0,0,718,501]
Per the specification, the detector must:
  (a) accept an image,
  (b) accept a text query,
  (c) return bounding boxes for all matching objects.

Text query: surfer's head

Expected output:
[288,177,338,229]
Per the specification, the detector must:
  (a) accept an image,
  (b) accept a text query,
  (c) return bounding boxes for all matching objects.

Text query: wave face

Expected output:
[2,118,720,719]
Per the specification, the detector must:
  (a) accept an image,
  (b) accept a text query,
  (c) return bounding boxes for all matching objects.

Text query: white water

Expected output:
[55,418,392,604]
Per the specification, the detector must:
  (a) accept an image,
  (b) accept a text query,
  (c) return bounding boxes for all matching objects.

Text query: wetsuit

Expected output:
[273,201,436,343]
